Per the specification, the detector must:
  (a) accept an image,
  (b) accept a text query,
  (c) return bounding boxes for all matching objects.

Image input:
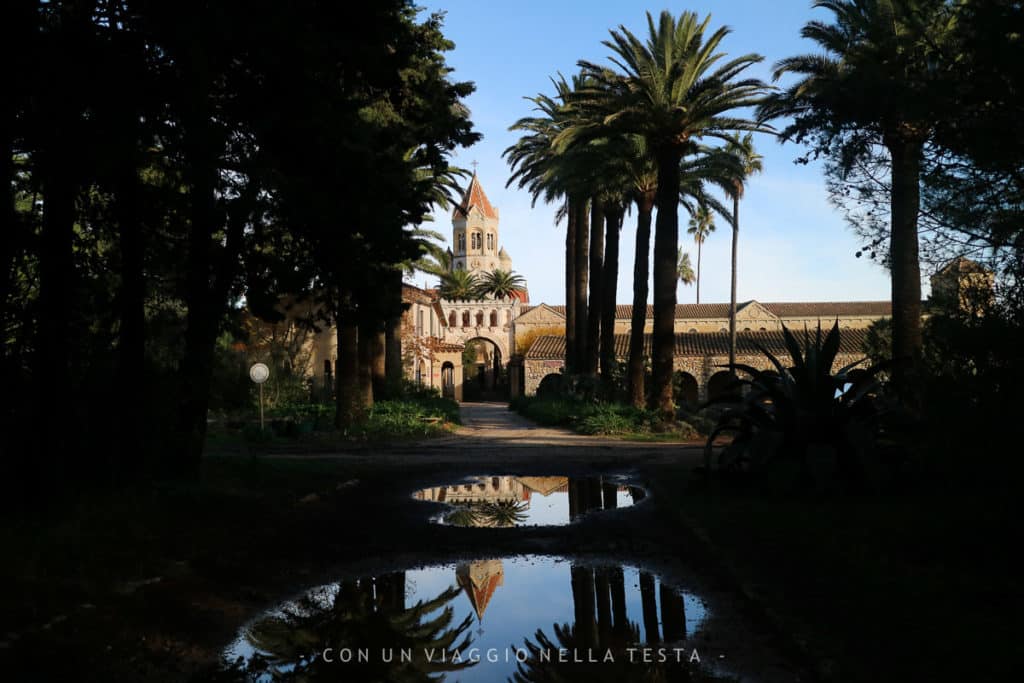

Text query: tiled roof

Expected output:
[453,174,498,219]
[401,283,436,304]
[526,301,890,321]
[764,301,891,317]
[525,329,870,360]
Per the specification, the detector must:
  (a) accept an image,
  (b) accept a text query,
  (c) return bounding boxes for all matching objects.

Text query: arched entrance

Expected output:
[707,370,737,401]
[441,361,456,399]
[462,337,505,401]
[674,371,699,408]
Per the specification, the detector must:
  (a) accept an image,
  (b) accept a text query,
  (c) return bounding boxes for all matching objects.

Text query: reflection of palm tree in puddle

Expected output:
[513,565,711,683]
[241,572,475,681]
[444,500,530,527]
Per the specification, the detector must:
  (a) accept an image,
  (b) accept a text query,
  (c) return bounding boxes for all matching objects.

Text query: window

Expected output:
[462,311,470,327]
[416,309,424,336]
[471,232,481,250]
[476,311,484,326]
[457,233,465,252]
[449,311,456,327]
[490,310,498,327]
[486,233,494,251]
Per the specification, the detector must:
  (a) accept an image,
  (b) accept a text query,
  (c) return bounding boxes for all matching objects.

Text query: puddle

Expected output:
[412,475,644,527]
[224,556,721,682]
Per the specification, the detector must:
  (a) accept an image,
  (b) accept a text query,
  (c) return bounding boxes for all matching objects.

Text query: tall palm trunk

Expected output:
[639,571,660,643]
[728,193,739,374]
[695,239,702,304]
[570,565,598,650]
[650,151,681,417]
[573,196,589,374]
[659,584,687,641]
[628,190,655,408]
[600,206,623,385]
[886,136,924,401]
[565,198,577,373]
[585,197,604,375]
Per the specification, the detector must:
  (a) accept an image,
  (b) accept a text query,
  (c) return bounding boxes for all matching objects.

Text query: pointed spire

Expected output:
[454,173,498,219]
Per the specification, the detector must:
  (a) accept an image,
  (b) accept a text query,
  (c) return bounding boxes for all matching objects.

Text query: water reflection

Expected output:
[224,557,712,682]
[413,476,643,527]
[234,572,474,681]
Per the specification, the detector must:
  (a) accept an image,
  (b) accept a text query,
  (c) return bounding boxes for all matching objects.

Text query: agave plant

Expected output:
[705,321,892,489]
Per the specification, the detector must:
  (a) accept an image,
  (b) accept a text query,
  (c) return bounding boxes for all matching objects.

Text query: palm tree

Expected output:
[677,249,695,289]
[725,133,763,374]
[757,0,956,399]
[687,206,715,305]
[438,269,479,301]
[475,268,527,300]
[243,578,475,681]
[505,76,593,373]
[577,11,770,417]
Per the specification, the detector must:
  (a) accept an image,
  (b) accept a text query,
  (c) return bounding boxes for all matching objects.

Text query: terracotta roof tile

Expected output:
[453,174,498,220]
[525,329,870,360]
[529,301,890,321]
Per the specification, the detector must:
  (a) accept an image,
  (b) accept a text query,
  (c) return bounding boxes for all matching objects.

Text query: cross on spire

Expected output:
[471,160,478,173]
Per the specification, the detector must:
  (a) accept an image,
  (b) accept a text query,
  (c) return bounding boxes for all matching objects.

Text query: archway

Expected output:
[462,337,505,401]
[707,370,737,401]
[441,361,456,399]
[673,371,698,407]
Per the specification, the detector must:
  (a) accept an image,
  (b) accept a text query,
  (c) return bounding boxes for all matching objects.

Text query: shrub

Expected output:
[706,321,893,490]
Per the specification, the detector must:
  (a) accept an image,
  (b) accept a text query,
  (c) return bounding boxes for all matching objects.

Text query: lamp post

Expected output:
[249,363,270,431]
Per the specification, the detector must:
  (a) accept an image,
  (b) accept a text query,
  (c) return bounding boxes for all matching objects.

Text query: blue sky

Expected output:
[412,0,898,306]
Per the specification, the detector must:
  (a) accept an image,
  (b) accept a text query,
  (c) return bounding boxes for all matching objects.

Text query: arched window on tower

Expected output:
[486,233,494,251]
[471,232,481,250]
[457,233,465,252]
[476,311,484,326]
[462,311,470,327]
[449,311,456,327]
[490,310,498,327]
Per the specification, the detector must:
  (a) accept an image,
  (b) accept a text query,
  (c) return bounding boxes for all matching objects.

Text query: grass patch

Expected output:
[208,394,461,453]
[652,470,1018,682]
[510,395,701,440]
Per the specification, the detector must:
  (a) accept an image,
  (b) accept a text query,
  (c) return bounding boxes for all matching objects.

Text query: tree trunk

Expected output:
[38,154,76,477]
[639,571,660,643]
[565,198,577,373]
[585,197,604,376]
[650,151,681,417]
[887,137,924,402]
[335,307,362,428]
[695,240,702,305]
[357,315,375,408]
[728,193,739,376]
[628,191,655,408]
[573,196,589,375]
[370,325,386,400]
[384,271,403,396]
[600,206,622,386]
[570,565,598,650]
[115,166,145,478]
[659,584,687,641]
[0,109,16,331]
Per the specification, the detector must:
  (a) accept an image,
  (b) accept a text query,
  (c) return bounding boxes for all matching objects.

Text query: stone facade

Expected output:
[523,331,869,402]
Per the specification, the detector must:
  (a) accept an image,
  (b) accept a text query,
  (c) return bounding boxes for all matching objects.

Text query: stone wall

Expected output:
[524,351,864,399]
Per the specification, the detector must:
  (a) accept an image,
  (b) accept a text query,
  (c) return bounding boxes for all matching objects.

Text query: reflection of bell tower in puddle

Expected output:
[456,559,504,633]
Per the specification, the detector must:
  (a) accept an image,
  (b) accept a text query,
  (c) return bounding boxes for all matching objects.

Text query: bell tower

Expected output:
[452,173,507,275]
